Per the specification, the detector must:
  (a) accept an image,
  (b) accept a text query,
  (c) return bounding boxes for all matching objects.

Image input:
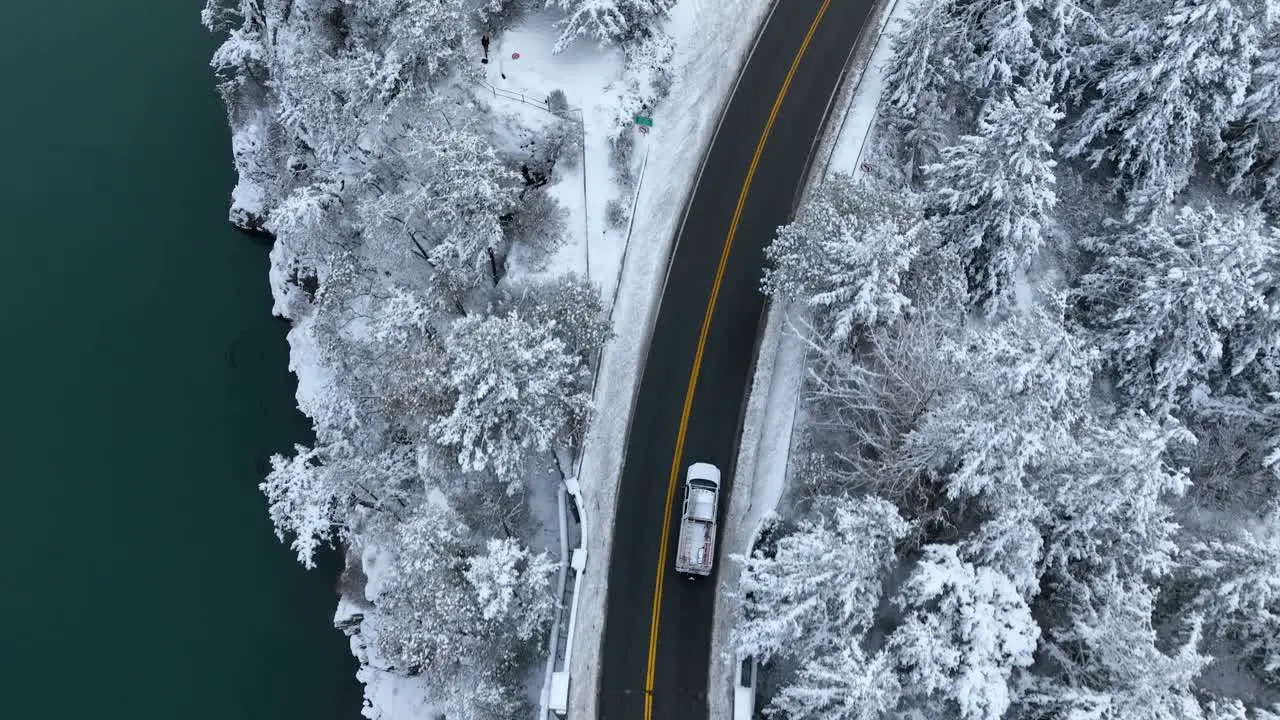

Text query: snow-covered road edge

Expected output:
[564,1,779,716]
[706,0,910,716]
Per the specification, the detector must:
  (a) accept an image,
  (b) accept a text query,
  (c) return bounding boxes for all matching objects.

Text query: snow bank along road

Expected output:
[597,1,879,718]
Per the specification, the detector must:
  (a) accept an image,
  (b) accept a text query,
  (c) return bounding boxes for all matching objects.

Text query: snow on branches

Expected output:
[1064,0,1259,210]
[890,545,1038,720]
[1075,204,1280,410]
[430,311,591,480]
[733,496,908,664]
[548,0,675,53]
[765,175,922,341]
[925,83,1062,314]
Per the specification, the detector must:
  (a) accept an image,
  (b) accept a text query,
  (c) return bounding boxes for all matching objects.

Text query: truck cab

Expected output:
[675,462,722,577]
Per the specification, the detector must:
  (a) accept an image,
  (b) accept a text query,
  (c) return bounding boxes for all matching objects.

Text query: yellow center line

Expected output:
[642,1,834,716]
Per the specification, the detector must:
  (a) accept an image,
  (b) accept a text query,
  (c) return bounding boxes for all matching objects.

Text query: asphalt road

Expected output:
[596,1,879,718]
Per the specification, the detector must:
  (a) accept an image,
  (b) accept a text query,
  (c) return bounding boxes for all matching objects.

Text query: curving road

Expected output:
[596,1,880,718]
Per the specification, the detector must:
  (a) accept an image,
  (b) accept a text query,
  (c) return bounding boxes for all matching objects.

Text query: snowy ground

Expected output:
[476,10,635,304]
[704,0,917,716]
[562,0,785,717]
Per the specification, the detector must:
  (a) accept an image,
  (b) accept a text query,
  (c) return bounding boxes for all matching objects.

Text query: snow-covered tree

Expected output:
[1042,412,1191,580]
[882,0,972,122]
[1217,29,1280,204]
[1074,204,1280,410]
[347,0,472,81]
[901,307,1095,510]
[889,545,1039,720]
[365,502,486,676]
[959,503,1045,601]
[363,286,451,437]
[430,312,591,480]
[1204,698,1251,720]
[261,445,336,568]
[798,299,966,503]
[1188,509,1280,673]
[465,537,557,643]
[605,26,673,130]
[733,496,908,663]
[926,83,1061,313]
[261,442,418,568]
[764,175,923,341]
[1037,567,1210,720]
[1064,0,1259,210]
[549,0,675,53]
[884,0,1084,117]
[494,275,611,366]
[770,643,902,720]
[266,179,349,271]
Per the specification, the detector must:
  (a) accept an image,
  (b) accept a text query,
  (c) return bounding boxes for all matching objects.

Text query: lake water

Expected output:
[0,1,362,717]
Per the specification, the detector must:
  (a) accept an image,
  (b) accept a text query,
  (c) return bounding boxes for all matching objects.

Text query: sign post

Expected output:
[633,115,654,128]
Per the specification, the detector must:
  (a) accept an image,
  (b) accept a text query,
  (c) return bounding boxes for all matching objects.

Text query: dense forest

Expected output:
[737,0,1280,718]
[201,0,672,716]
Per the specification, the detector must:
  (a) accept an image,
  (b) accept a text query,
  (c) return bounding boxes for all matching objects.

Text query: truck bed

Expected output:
[675,518,717,575]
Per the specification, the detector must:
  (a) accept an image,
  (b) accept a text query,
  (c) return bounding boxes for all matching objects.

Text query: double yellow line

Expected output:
[641,1,834,717]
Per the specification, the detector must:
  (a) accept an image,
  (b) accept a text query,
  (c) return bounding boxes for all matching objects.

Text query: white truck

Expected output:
[675,462,722,577]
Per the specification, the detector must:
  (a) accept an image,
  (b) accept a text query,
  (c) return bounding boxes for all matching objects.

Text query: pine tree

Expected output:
[882,0,969,122]
[1188,508,1280,673]
[1064,0,1259,210]
[770,643,902,720]
[549,0,675,53]
[732,496,908,663]
[1038,567,1210,720]
[888,545,1039,720]
[1074,204,1280,410]
[926,83,1061,313]
[884,0,1084,118]
[764,175,923,341]
[1042,412,1191,580]
[1217,20,1280,210]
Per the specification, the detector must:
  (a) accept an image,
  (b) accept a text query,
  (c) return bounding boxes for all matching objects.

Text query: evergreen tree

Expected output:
[1042,413,1191,580]
[1074,205,1280,409]
[1188,508,1280,673]
[764,175,923,341]
[889,545,1039,720]
[733,496,908,663]
[771,643,902,720]
[1037,567,1210,720]
[549,0,675,53]
[926,83,1061,313]
[1064,0,1258,210]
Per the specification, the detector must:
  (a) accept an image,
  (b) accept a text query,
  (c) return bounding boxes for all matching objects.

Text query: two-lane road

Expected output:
[597,1,879,718]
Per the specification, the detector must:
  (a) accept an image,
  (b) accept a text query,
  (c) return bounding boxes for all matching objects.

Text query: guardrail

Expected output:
[546,129,652,719]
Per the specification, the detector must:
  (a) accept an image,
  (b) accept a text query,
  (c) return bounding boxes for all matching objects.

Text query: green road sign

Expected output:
[633,115,654,127]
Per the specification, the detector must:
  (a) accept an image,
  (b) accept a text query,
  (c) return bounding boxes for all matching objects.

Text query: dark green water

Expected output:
[0,2,361,717]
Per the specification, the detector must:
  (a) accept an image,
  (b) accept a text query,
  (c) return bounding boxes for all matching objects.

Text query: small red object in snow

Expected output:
[861,162,875,173]
[511,52,521,60]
